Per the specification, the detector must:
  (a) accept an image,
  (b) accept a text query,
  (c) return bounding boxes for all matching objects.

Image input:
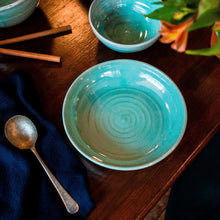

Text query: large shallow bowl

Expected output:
[89,0,161,53]
[62,60,187,170]
[0,0,39,27]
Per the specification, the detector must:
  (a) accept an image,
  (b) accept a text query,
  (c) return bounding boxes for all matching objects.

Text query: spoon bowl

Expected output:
[4,115,79,214]
[4,115,37,150]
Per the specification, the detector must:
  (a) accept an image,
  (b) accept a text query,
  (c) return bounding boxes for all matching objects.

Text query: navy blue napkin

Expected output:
[0,72,94,220]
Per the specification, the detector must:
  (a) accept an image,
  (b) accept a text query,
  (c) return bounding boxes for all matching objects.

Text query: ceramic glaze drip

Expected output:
[76,88,167,160]
[0,0,17,7]
[103,9,148,44]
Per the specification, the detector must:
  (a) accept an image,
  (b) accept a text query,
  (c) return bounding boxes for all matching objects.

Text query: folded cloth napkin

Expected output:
[0,72,94,220]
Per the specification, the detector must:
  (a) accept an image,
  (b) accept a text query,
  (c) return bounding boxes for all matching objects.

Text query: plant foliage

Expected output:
[146,0,220,58]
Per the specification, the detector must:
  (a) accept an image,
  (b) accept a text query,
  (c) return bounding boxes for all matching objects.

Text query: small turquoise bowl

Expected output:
[0,0,39,27]
[89,0,161,53]
[62,60,187,171]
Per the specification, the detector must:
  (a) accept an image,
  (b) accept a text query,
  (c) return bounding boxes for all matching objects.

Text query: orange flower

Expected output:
[159,17,195,52]
[213,20,220,32]
[210,21,220,58]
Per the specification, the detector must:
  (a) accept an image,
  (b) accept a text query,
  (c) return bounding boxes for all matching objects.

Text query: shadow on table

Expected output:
[165,131,220,220]
[79,0,93,10]
[94,39,168,68]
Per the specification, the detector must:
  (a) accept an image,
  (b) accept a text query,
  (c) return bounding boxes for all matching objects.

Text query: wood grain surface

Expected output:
[0,1,219,219]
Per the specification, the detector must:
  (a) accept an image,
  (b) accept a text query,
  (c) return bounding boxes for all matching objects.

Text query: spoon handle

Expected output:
[30,146,79,214]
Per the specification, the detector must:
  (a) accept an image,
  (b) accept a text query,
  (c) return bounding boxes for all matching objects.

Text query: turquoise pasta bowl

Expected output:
[89,0,161,53]
[0,0,39,27]
[62,60,187,170]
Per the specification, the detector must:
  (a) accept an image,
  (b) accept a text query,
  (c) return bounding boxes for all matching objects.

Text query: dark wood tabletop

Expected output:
[0,0,219,219]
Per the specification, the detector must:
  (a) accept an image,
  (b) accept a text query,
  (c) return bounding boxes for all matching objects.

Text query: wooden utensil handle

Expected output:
[0,48,61,63]
[0,25,72,46]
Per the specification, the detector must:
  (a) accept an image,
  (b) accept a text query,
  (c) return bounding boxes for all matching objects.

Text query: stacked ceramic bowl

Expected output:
[0,0,39,27]
[89,0,161,53]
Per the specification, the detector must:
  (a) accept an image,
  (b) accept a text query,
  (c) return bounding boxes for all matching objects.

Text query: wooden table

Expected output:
[0,1,219,219]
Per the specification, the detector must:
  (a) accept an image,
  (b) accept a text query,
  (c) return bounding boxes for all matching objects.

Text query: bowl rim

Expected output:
[62,59,188,171]
[0,0,27,11]
[88,0,161,48]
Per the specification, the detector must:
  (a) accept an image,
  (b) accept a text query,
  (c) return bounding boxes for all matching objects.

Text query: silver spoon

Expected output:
[4,115,79,214]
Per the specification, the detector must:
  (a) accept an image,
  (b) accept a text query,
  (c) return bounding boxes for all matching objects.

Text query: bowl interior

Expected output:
[0,0,21,9]
[90,0,161,45]
[63,60,187,170]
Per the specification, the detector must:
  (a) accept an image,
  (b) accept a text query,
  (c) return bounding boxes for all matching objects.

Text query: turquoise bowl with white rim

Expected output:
[89,0,161,53]
[62,59,187,170]
[0,0,39,27]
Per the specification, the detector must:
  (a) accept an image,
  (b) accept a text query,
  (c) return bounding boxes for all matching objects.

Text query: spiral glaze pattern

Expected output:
[103,9,148,44]
[63,59,187,170]
[77,88,165,160]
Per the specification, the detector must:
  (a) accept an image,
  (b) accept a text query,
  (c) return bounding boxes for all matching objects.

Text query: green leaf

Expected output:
[188,7,220,31]
[198,0,220,16]
[161,0,186,7]
[161,0,199,8]
[146,6,179,23]
[185,0,200,8]
[173,11,190,20]
[146,0,199,24]
[186,31,220,57]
